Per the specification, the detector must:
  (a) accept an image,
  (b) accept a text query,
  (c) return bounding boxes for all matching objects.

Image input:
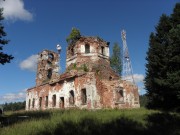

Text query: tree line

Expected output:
[1,101,26,111]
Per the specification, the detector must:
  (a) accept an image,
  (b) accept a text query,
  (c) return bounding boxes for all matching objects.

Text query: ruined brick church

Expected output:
[26,37,140,110]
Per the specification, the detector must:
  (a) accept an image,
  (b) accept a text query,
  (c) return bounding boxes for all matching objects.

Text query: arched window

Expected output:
[85,44,90,53]
[45,96,48,107]
[101,46,105,55]
[32,98,35,108]
[116,88,124,102]
[81,89,87,104]
[47,69,52,79]
[48,53,54,60]
[52,95,56,107]
[28,99,31,109]
[60,97,64,109]
[69,90,75,105]
[39,97,42,108]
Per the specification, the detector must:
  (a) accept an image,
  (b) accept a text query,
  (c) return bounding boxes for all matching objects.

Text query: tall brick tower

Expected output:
[36,50,60,86]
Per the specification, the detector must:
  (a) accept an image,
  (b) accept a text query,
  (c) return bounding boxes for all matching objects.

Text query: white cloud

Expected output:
[133,74,144,83]
[20,54,38,72]
[131,74,146,95]
[0,0,33,21]
[137,85,145,93]
[0,89,27,103]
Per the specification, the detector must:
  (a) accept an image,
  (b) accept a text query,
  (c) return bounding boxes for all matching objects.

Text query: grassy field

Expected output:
[0,108,179,135]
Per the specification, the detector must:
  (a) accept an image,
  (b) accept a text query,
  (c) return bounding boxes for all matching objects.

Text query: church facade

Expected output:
[26,37,140,110]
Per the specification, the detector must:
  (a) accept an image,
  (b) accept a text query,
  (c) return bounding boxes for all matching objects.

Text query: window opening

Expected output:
[81,89,87,104]
[85,44,90,53]
[47,69,52,79]
[45,96,48,107]
[28,99,31,109]
[52,95,56,107]
[69,90,75,105]
[116,88,124,102]
[109,76,113,81]
[32,98,35,108]
[48,53,54,60]
[101,46,104,55]
[60,97,64,108]
[39,97,42,108]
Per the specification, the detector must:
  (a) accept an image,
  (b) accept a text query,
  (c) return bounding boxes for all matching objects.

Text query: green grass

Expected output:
[0,108,179,135]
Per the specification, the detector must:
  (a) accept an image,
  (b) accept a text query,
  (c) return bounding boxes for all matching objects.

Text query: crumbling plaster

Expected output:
[26,36,140,111]
[26,72,101,110]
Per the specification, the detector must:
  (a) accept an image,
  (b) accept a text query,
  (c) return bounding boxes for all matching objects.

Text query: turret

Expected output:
[36,50,59,86]
[66,37,110,71]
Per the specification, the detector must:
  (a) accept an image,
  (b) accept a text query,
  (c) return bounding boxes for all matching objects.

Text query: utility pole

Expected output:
[121,30,135,84]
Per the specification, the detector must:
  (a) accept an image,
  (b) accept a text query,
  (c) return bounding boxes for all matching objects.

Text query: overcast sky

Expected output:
[0,0,178,104]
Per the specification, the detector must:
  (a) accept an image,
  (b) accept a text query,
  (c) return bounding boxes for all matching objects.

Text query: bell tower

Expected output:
[36,50,60,86]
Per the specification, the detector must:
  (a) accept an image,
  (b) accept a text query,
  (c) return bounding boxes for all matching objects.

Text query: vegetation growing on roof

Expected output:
[66,27,81,46]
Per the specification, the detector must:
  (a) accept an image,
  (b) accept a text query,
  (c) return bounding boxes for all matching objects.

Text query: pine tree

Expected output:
[110,42,122,76]
[0,8,13,65]
[145,3,180,111]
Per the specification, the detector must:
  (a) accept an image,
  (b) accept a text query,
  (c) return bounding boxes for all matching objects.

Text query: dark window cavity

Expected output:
[52,95,56,107]
[32,98,35,108]
[60,97,64,108]
[81,89,87,104]
[101,46,105,55]
[69,90,75,105]
[47,69,52,79]
[116,88,124,102]
[45,96,48,107]
[29,99,31,109]
[85,44,90,53]
[39,97,42,108]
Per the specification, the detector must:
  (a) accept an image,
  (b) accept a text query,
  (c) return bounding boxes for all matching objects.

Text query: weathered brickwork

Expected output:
[26,36,140,110]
